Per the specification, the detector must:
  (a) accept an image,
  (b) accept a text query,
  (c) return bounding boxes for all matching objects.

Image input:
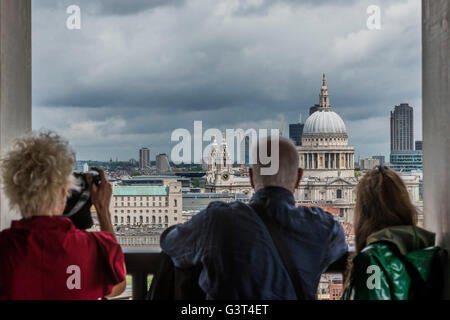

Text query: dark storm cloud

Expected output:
[32,0,422,160]
[33,0,187,15]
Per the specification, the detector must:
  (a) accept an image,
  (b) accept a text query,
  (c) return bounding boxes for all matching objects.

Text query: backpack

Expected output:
[383,241,446,300]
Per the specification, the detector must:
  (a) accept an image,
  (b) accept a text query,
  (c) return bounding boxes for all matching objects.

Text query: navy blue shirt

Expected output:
[160,186,348,300]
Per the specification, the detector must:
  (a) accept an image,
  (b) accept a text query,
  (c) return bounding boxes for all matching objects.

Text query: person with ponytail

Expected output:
[342,165,444,300]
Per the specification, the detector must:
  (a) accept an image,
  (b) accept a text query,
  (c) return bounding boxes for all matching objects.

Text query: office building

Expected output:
[415,140,423,151]
[156,153,170,172]
[289,114,305,146]
[310,104,320,116]
[139,147,150,169]
[372,155,385,166]
[390,103,414,151]
[390,150,423,172]
[359,158,380,170]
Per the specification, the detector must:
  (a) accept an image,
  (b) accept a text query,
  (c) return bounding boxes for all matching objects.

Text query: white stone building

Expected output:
[204,75,420,224]
[205,135,254,196]
[110,179,182,228]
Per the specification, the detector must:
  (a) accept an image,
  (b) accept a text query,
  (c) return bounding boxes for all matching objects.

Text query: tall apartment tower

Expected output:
[139,147,150,169]
[390,103,414,151]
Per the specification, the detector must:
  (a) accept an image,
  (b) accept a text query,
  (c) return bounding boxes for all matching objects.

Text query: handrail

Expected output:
[123,249,349,300]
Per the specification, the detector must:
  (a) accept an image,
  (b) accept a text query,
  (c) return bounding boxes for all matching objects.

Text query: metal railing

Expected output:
[124,249,349,300]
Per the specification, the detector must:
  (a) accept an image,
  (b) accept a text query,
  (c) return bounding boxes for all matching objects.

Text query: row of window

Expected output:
[115,202,168,207]
[117,237,159,246]
[303,189,343,199]
[114,209,178,214]
[114,215,176,225]
[114,196,166,201]
[117,237,160,246]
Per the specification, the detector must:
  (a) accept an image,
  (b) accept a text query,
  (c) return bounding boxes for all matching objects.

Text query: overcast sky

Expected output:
[32,0,422,162]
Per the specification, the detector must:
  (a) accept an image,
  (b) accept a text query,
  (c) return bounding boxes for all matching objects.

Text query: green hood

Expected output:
[366,225,436,256]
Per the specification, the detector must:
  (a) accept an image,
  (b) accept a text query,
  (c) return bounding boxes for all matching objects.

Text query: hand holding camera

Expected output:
[89,167,115,235]
[89,167,112,215]
[63,167,114,235]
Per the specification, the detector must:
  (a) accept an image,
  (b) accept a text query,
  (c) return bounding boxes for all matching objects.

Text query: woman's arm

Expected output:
[90,167,127,298]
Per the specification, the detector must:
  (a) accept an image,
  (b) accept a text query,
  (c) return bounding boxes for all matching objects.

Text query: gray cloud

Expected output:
[32,0,422,161]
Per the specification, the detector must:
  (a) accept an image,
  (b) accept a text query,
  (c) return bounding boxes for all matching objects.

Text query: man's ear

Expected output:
[294,168,303,190]
[249,168,255,190]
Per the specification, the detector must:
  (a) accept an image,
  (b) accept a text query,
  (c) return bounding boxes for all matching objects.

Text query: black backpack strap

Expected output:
[250,201,306,300]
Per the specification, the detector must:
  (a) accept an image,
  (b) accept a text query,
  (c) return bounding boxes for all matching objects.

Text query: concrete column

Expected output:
[0,0,32,231]
[423,0,450,298]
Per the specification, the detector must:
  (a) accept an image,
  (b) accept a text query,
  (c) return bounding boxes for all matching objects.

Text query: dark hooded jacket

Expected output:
[342,225,444,300]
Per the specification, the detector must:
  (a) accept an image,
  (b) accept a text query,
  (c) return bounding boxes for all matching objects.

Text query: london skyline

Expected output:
[32,0,422,161]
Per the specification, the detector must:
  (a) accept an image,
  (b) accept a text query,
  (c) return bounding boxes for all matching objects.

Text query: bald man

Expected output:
[160,136,347,300]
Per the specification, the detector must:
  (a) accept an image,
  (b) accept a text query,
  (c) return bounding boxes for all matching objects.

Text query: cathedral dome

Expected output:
[303,74,347,135]
[303,110,347,135]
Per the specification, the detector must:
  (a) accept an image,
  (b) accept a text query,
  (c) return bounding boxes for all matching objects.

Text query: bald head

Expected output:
[250,136,302,193]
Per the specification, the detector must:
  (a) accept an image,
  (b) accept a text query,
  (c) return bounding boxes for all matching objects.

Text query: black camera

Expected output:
[63,172,100,230]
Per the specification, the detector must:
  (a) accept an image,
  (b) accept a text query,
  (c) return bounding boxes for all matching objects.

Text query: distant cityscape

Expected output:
[78,76,423,300]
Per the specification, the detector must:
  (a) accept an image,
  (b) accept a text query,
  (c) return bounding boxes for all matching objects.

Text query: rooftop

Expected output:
[113,186,169,196]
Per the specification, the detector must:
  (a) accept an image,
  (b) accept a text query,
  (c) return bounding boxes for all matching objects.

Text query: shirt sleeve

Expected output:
[323,218,348,270]
[160,207,209,268]
[90,232,126,296]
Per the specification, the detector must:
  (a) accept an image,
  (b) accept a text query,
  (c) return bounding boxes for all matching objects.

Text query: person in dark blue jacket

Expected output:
[161,136,347,299]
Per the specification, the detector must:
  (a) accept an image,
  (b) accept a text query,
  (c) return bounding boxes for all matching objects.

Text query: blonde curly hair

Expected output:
[0,131,78,218]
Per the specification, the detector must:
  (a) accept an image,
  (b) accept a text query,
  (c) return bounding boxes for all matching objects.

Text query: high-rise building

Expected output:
[415,140,423,151]
[156,154,170,172]
[359,158,380,170]
[372,155,385,166]
[390,103,414,151]
[309,104,320,116]
[139,147,150,169]
[390,150,423,172]
[289,113,304,146]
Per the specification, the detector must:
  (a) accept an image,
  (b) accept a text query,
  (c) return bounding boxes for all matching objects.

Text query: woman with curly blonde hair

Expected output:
[0,131,126,300]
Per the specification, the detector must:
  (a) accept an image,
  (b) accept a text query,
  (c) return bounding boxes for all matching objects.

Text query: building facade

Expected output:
[372,155,385,166]
[110,180,182,228]
[415,140,423,151]
[289,114,304,146]
[295,75,358,222]
[139,147,150,169]
[390,150,423,172]
[390,103,414,151]
[204,135,254,196]
[156,153,170,172]
[204,75,420,224]
[359,157,380,170]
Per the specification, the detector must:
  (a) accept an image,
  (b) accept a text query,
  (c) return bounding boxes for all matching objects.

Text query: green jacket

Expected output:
[342,225,443,300]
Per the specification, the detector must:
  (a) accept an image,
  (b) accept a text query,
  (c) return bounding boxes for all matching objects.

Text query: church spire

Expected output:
[319,74,331,110]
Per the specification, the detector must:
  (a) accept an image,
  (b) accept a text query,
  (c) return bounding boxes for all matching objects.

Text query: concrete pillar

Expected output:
[0,0,32,231]
[423,0,450,298]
